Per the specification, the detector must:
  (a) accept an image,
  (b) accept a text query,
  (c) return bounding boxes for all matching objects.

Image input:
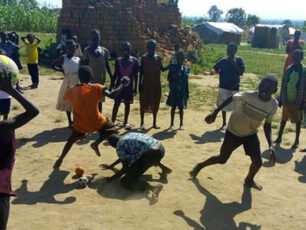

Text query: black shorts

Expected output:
[0,195,10,230]
[221,131,262,163]
[0,99,11,115]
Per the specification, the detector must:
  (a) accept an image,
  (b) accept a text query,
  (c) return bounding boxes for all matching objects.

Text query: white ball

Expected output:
[0,55,19,87]
[79,176,88,187]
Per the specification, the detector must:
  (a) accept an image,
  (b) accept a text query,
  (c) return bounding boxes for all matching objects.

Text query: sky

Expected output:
[41,0,306,20]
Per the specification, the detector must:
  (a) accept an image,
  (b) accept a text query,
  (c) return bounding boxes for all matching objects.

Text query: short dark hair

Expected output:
[261,74,278,88]
[146,39,157,49]
[176,50,185,59]
[108,134,120,148]
[121,41,132,50]
[78,65,93,83]
[66,39,76,47]
[228,42,237,49]
[174,44,180,49]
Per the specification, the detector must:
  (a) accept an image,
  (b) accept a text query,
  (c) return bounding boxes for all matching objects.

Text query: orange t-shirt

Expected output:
[64,84,106,133]
[284,39,305,70]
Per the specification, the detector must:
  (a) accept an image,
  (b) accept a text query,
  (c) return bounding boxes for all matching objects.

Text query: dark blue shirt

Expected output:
[214,57,245,91]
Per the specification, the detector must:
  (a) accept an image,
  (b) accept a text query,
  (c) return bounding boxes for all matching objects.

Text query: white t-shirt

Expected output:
[0,90,10,99]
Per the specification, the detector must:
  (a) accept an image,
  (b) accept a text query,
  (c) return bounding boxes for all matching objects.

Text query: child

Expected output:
[214,42,245,130]
[166,51,189,130]
[72,35,83,58]
[21,34,41,89]
[170,44,181,65]
[0,50,12,121]
[102,132,172,203]
[53,66,129,168]
[82,29,112,113]
[139,40,166,129]
[284,30,304,71]
[0,71,39,230]
[190,76,278,191]
[51,40,80,128]
[275,49,306,149]
[110,41,139,130]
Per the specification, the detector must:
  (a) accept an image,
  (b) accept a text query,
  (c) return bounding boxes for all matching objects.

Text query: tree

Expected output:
[282,19,292,26]
[19,0,38,8]
[226,8,246,27]
[208,5,223,22]
[246,14,260,26]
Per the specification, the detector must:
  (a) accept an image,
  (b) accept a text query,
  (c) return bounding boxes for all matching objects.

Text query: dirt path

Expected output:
[8,74,306,230]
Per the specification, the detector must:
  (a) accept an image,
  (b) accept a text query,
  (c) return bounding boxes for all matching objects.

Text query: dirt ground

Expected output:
[7,73,306,230]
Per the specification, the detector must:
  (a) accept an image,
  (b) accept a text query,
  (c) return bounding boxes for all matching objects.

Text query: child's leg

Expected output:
[123,103,130,125]
[153,111,159,129]
[179,106,184,129]
[243,135,263,190]
[66,112,73,127]
[98,102,102,113]
[170,106,176,129]
[140,109,145,128]
[292,122,301,149]
[112,101,121,123]
[0,196,10,230]
[3,114,8,120]
[190,131,241,178]
[275,120,286,143]
[221,111,227,129]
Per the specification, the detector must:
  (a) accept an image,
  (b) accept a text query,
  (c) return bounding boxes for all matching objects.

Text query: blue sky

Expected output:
[41,0,306,20]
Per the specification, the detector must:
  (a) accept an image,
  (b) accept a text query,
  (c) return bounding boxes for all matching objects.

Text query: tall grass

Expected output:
[0,3,59,33]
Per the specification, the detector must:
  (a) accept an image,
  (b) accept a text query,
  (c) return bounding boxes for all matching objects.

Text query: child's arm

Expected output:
[109,59,119,91]
[159,57,168,72]
[205,96,234,123]
[106,162,128,182]
[0,72,39,131]
[20,36,26,43]
[263,123,276,163]
[101,159,122,170]
[105,50,112,81]
[139,58,144,93]
[35,36,41,44]
[134,70,139,96]
[104,77,129,99]
[50,56,64,73]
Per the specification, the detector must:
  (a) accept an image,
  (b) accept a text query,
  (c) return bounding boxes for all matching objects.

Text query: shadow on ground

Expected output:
[173,178,261,230]
[190,130,224,144]
[262,145,294,167]
[12,168,78,205]
[295,155,306,183]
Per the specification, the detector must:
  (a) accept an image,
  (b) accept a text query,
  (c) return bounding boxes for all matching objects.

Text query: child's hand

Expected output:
[205,113,216,124]
[121,76,130,87]
[269,146,277,163]
[0,71,14,92]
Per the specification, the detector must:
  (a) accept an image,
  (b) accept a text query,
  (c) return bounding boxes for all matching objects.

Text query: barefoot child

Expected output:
[51,40,81,127]
[53,66,129,168]
[166,51,189,130]
[102,132,172,203]
[275,50,306,149]
[82,29,112,113]
[0,71,39,230]
[21,34,40,89]
[214,42,245,130]
[190,76,278,190]
[110,41,139,130]
[139,40,166,129]
[0,50,11,121]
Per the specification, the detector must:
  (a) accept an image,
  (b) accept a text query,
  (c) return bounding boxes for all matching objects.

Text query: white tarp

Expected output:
[203,22,244,35]
[255,24,287,29]
[289,27,296,36]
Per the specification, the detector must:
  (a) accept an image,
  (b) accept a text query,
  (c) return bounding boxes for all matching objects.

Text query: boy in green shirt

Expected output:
[21,34,41,89]
[275,50,306,149]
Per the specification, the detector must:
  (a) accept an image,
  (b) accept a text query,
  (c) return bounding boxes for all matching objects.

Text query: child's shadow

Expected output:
[295,155,306,183]
[87,176,160,205]
[12,168,77,205]
[190,130,224,144]
[152,129,177,141]
[262,145,294,167]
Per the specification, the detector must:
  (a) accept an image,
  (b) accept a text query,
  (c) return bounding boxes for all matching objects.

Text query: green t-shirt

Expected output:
[286,70,299,102]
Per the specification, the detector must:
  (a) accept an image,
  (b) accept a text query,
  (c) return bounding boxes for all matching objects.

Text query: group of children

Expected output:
[0,27,306,229]
[0,31,41,122]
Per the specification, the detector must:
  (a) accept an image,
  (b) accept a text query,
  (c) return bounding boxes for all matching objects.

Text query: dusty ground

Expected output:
[7,73,306,230]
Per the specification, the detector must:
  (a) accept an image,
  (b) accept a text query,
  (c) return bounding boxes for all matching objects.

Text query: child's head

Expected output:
[108,134,120,148]
[78,65,93,84]
[26,34,35,43]
[146,39,157,54]
[72,35,78,43]
[176,51,185,65]
[65,40,76,56]
[293,49,304,64]
[0,31,6,42]
[294,30,301,42]
[121,41,132,58]
[174,44,180,52]
[227,42,238,57]
[89,29,100,46]
[258,75,278,101]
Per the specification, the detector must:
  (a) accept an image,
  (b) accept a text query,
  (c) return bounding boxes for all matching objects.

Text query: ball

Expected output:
[75,166,85,177]
[79,176,89,187]
[0,55,19,87]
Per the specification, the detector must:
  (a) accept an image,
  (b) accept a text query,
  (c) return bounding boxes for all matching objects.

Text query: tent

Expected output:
[193,22,244,45]
[251,24,289,48]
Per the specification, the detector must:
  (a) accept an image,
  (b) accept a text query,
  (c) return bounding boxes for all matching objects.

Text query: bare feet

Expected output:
[179,125,184,130]
[300,148,306,152]
[153,124,160,129]
[151,184,163,205]
[189,164,203,178]
[220,125,226,131]
[53,159,62,168]
[244,179,263,191]
[140,124,145,131]
[101,164,113,170]
[169,125,175,130]
[91,143,101,157]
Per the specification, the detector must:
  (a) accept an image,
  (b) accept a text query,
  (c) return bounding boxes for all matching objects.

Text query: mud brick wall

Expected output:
[57,0,199,56]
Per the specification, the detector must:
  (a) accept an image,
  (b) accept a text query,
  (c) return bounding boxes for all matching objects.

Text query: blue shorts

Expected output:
[0,99,11,115]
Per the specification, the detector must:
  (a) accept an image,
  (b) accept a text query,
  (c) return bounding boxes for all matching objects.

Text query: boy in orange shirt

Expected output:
[53,66,129,168]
